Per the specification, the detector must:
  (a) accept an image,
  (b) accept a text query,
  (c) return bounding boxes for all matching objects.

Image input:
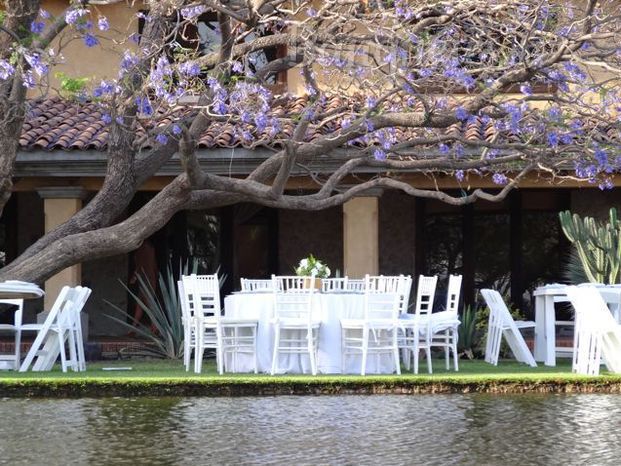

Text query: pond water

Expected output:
[0,394,620,465]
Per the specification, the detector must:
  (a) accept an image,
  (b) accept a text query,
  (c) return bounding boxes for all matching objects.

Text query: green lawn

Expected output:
[1,359,620,397]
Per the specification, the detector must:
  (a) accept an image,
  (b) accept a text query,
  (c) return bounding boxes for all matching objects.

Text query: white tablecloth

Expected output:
[224,292,396,374]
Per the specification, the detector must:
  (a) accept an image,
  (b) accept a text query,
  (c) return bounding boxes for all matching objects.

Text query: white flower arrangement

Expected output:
[295,254,331,278]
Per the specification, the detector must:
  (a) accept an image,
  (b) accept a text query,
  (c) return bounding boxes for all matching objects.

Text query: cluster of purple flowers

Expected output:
[0,59,15,80]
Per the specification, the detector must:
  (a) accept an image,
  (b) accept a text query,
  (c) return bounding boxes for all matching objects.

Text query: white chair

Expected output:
[399,275,438,373]
[20,286,92,372]
[240,278,276,292]
[271,274,320,375]
[322,278,348,293]
[0,299,23,370]
[480,289,537,367]
[341,275,403,376]
[428,275,462,371]
[183,274,258,374]
[565,285,621,375]
[346,279,366,292]
[178,279,197,372]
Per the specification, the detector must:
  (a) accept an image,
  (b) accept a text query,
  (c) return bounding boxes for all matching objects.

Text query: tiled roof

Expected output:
[19,96,620,152]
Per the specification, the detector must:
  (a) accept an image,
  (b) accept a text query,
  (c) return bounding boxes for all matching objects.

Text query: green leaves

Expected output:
[55,72,89,98]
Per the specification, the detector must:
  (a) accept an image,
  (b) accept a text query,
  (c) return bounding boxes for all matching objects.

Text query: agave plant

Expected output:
[105,259,224,359]
[458,305,478,359]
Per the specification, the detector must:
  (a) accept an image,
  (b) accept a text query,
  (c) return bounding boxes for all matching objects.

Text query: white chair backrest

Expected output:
[446,275,462,315]
[182,274,221,320]
[397,276,413,314]
[364,275,402,320]
[240,278,275,292]
[346,279,366,292]
[414,275,438,316]
[178,279,190,324]
[0,299,23,327]
[272,275,315,320]
[322,278,348,293]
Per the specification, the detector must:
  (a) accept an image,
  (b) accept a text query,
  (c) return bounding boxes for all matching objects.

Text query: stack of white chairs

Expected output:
[270,274,321,375]
[346,279,366,292]
[565,285,621,375]
[240,278,277,292]
[181,274,258,374]
[480,289,536,367]
[20,286,91,372]
[399,275,438,373]
[0,299,23,370]
[340,275,404,375]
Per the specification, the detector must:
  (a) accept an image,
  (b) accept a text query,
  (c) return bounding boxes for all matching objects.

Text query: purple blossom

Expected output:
[455,170,465,182]
[307,8,318,17]
[102,113,112,124]
[547,106,562,122]
[172,124,182,136]
[0,59,15,80]
[181,5,207,20]
[39,9,50,20]
[155,133,168,145]
[65,8,88,25]
[24,53,48,76]
[30,21,45,34]
[519,83,533,96]
[83,33,98,48]
[179,61,201,77]
[492,173,508,185]
[135,96,153,116]
[546,131,559,147]
[455,107,469,121]
[439,143,450,155]
[22,70,35,88]
[119,50,139,76]
[115,116,124,125]
[93,80,117,97]
[373,148,387,161]
[232,61,243,73]
[98,16,110,32]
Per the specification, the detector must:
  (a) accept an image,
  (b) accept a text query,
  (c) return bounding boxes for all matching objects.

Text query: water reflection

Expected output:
[0,394,620,465]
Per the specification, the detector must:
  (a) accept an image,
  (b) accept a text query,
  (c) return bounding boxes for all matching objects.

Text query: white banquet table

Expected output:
[224,292,396,374]
[534,284,621,366]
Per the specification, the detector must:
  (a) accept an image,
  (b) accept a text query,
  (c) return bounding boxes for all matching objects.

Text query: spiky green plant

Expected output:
[458,306,479,359]
[105,260,225,359]
[559,208,621,284]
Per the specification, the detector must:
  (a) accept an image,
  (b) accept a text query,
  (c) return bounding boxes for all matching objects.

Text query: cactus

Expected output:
[559,208,621,284]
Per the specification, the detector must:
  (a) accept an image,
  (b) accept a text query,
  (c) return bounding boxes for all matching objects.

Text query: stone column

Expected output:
[343,195,379,278]
[37,187,87,309]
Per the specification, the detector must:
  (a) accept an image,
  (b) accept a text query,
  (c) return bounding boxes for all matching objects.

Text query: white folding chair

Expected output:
[178,279,197,371]
[428,275,462,371]
[240,278,276,292]
[399,275,438,373]
[20,286,92,372]
[566,285,621,375]
[184,274,258,374]
[322,278,349,293]
[271,274,320,375]
[0,299,23,370]
[341,275,402,375]
[346,279,366,292]
[481,289,537,367]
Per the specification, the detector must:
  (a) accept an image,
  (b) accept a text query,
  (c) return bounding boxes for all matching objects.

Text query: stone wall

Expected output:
[278,208,343,276]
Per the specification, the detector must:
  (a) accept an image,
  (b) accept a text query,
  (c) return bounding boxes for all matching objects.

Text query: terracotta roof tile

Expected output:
[19,96,619,154]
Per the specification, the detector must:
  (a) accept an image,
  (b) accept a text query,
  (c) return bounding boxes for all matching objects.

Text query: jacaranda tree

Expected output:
[0,0,620,283]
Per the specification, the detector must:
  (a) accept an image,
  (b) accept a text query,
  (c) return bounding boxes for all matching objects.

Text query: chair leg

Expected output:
[452,328,459,371]
[271,325,280,376]
[184,329,191,371]
[361,327,368,376]
[445,330,450,370]
[58,331,68,373]
[393,329,401,375]
[253,326,258,374]
[308,329,317,376]
[14,329,21,371]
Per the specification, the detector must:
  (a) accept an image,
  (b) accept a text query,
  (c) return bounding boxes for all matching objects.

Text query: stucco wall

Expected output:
[278,208,343,276]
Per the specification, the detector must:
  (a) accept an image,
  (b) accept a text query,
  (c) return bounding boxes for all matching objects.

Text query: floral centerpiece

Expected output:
[295,254,331,278]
